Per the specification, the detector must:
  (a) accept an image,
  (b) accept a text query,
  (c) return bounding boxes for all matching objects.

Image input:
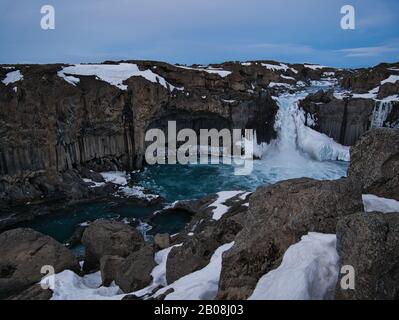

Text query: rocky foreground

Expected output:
[1,128,398,300]
[1,60,399,227]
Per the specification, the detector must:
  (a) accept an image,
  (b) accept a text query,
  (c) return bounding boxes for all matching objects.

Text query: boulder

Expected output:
[115,245,156,293]
[100,255,125,287]
[336,213,399,300]
[166,191,249,284]
[82,220,144,272]
[0,228,80,299]
[154,233,170,250]
[348,128,399,200]
[217,178,363,300]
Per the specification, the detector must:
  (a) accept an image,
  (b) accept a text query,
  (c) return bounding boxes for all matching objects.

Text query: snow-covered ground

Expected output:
[362,194,399,213]
[249,233,339,300]
[58,63,183,91]
[48,270,125,300]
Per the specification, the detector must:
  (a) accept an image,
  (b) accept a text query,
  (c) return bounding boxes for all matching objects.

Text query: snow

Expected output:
[82,178,105,188]
[269,82,294,90]
[262,63,298,74]
[209,191,245,220]
[381,75,399,85]
[58,63,183,91]
[2,70,23,85]
[280,75,295,81]
[48,270,125,300]
[175,65,232,77]
[132,244,182,297]
[249,233,339,300]
[362,194,399,213]
[304,64,328,70]
[154,242,234,300]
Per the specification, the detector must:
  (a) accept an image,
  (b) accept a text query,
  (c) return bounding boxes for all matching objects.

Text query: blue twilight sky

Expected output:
[0,0,399,67]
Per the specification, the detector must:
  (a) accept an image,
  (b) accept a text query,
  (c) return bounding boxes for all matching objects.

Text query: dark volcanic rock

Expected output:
[7,284,52,300]
[348,128,399,200]
[100,255,125,287]
[0,61,280,212]
[166,191,250,284]
[82,220,144,272]
[217,178,363,300]
[115,245,156,293]
[0,228,79,299]
[336,213,399,300]
[299,90,375,146]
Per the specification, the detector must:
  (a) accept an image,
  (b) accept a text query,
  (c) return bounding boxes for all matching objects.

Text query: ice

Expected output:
[362,194,399,213]
[370,101,393,128]
[153,242,234,300]
[273,93,350,162]
[249,233,339,300]
[58,63,183,91]
[2,70,23,85]
[209,191,245,220]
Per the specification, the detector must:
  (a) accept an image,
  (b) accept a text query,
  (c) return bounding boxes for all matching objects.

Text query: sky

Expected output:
[0,0,399,67]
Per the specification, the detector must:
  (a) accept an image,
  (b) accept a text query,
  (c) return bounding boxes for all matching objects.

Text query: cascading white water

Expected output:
[370,101,393,128]
[261,92,350,162]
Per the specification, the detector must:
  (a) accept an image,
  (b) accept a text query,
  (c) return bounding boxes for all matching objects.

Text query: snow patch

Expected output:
[2,70,23,85]
[262,63,298,74]
[48,270,125,300]
[362,194,399,213]
[58,63,183,91]
[381,75,399,85]
[175,65,232,78]
[154,242,234,300]
[249,233,339,300]
[209,191,245,220]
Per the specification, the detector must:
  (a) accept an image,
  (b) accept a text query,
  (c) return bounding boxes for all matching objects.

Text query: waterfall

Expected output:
[266,93,350,162]
[370,101,393,128]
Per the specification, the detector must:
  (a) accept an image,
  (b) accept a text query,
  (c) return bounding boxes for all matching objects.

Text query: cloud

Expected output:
[337,45,399,57]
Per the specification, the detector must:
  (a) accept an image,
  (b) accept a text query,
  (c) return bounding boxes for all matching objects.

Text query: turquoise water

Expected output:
[17,87,350,244]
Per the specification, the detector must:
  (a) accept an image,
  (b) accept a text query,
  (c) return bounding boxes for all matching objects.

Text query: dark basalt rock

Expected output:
[217,178,363,300]
[115,245,156,293]
[0,60,280,213]
[0,228,80,299]
[348,128,399,200]
[299,90,375,146]
[335,212,399,300]
[82,220,144,273]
